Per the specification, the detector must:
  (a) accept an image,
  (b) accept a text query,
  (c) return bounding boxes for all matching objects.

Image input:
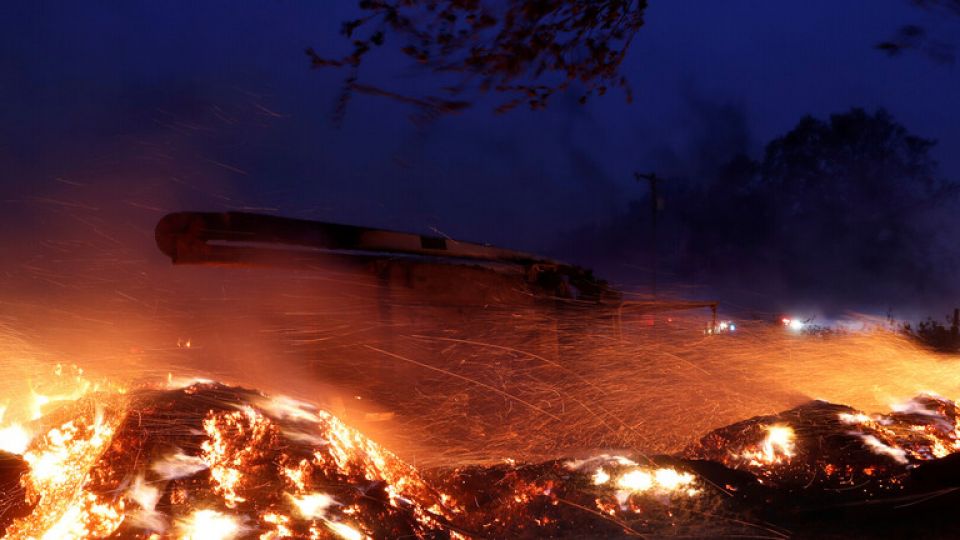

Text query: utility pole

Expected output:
[634,172,661,300]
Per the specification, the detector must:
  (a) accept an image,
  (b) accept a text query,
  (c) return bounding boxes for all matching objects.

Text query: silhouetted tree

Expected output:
[901,310,960,352]
[563,108,958,307]
[677,108,959,306]
[308,1,647,121]
[756,109,955,291]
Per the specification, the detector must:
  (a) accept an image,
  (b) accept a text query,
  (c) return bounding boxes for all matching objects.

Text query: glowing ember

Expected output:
[200,406,275,508]
[3,371,960,539]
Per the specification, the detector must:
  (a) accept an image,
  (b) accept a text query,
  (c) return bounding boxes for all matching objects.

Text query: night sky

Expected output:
[2,1,959,319]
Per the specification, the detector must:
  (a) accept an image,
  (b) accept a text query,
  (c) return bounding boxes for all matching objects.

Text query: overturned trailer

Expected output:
[155,211,622,303]
[156,211,717,314]
[155,212,718,376]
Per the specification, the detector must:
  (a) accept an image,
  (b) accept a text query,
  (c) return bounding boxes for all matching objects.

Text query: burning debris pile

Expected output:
[2,376,960,539]
[0,379,454,539]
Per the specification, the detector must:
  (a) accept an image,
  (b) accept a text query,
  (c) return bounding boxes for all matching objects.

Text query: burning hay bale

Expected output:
[682,394,960,492]
[678,395,960,538]
[2,382,455,539]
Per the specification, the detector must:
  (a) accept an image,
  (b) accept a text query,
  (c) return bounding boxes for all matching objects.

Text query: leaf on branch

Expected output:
[876,41,904,56]
[351,82,470,115]
[876,24,956,64]
[305,48,346,68]
[308,0,648,119]
[342,19,365,37]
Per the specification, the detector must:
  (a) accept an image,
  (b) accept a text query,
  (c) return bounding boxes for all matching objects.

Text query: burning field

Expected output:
[3,210,960,538]
[2,362,960,539]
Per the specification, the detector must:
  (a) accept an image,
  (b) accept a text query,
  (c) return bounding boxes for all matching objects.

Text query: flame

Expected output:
[740,425,796,466]
[0,423,31,455]
[614,467,698,495]
[616,469,653,491]
[653,467,696,490]
[151,450,209,480]
[176,509,243,540]
[127,476,166,532]
[592,467,610,485]
[260,512,292,539]
[324,520,366,540]
[5,398,124,539]
[290,492,336,519]
[34,492,124,540]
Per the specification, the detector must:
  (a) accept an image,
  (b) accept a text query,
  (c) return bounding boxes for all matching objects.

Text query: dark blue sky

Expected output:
[1,1,958,314]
